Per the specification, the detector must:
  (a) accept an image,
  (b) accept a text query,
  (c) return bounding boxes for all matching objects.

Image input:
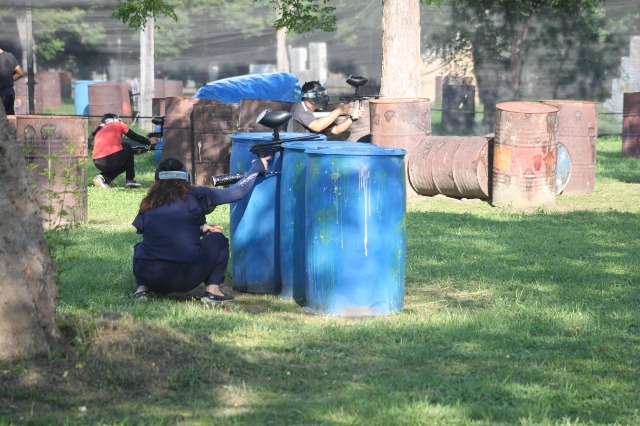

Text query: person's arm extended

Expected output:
[306,103,351,133]
[203,158,269,206]
[125,129,151,145]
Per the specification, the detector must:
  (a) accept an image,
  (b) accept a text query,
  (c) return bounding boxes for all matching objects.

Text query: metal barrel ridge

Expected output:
[491,101,559,209]
[304,145,407,317]
[540,99,598,194]
[408,136,490,199]
[229,132,324,294]
[279,140,353,304]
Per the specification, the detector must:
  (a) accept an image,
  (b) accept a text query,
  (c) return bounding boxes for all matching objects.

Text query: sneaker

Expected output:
[126,180,142,188]
[129,290,149,301]
[202,291,235,304]
[93,175,110,189]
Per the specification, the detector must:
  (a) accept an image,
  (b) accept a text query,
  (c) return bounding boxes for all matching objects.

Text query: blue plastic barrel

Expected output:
[305,146,407,316]
[229,132,323,294]
[74,80,104,116]
[280,140,348,302]
[153,124,163,165]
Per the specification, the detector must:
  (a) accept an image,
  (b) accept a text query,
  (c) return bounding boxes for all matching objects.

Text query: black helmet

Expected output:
[301,81,330,110]
[101,113,122,124]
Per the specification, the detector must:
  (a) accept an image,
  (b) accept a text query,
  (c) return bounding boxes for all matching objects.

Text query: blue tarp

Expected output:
[193,72,301,104]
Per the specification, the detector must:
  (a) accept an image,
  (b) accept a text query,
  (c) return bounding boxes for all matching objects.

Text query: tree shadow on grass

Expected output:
[2,206,639,424]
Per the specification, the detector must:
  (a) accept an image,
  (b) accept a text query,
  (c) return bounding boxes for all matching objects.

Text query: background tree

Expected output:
[0,110,65,360]
[115,0,428,97]
[424,0,606,127]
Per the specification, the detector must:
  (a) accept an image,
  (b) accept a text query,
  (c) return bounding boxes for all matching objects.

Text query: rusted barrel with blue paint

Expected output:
[229,132,323,294]
[280,140,350,303]
[304,146,407,316]
[541,100,598,194]
[492,101,559,209]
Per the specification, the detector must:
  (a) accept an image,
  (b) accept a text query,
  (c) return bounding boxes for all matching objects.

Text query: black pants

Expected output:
[1,94,15,115]
[93,143,135,183]
[132,232,230,294]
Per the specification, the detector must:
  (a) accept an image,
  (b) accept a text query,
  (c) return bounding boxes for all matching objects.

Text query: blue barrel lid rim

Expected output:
[305,146,408,157]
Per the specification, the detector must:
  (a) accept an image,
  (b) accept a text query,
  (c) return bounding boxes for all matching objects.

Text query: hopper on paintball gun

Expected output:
[338,75,369,109]
[147,115,165,139]
[210,109,318,187]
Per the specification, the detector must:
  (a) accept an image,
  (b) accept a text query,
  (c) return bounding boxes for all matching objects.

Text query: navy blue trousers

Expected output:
[133,232,229,293]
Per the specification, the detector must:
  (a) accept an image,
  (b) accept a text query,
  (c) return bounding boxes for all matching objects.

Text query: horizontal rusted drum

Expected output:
[541,100,597,194]
[408,136,490,199]
[492,102,559,209]
[623,92,640,157]
[16,115,88,228]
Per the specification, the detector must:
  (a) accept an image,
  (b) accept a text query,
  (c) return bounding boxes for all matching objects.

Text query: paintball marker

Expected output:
[128,115,165,155]
[147,115,165,139]
[210,109,317,187]
[338,75,370,109]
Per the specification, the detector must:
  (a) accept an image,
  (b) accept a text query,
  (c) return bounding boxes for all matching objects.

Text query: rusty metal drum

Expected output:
[88,82,132,128]
[16,115,88,228]
[370,98,431,194]
[541,100,598,194]
[492,102,559,209]
[369,98,432,155]
[408,136,490,199]
[623,92,640,157]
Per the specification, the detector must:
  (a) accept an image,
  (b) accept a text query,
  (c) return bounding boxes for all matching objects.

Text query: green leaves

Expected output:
[263,0,337,34]
[111,0,179,30]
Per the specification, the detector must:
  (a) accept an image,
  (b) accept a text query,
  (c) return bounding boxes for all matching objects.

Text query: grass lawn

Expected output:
[1,134,639,425]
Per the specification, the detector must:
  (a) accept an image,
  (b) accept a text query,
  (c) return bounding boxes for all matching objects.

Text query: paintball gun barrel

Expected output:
[211,171,281,187]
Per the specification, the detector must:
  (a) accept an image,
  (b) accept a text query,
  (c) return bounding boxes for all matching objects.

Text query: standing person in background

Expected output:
[91,113,155,188]
[0,47,24,115]
[287,81,363,135]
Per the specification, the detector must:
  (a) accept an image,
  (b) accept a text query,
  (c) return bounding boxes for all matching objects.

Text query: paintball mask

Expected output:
[302,83,330,110]
[155,157,191,182]
[101,113,122,124]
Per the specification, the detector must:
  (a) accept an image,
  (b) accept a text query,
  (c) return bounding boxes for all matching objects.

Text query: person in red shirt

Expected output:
[91,113,155,188]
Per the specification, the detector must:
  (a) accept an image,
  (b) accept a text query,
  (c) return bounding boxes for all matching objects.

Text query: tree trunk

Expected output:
[0,109,64,360]
[380,0,421,98]
[139,17,154,130]
[276,0,290,72]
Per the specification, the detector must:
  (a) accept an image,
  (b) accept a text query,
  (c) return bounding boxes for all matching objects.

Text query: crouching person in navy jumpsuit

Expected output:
[130,156,270,304]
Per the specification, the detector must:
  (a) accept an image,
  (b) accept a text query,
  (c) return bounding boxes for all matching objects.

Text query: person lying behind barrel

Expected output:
[91,113,155,189]
[130,156,270,304]
[287,80,363,135]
